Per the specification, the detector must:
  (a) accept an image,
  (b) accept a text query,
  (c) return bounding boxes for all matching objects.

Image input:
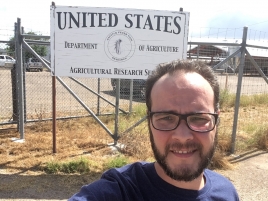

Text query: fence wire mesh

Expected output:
[0,69,13,122]
[187,36,268,151]
[0,60,144,123]
[23,74,139,120]
[0,26,268,152]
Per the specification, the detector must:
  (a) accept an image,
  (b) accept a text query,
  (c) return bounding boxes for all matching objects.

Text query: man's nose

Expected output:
[171,120,194,142]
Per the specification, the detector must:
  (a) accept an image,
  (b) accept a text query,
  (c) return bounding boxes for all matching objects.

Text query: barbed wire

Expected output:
[0,26,268,44]
[189,27,268,43]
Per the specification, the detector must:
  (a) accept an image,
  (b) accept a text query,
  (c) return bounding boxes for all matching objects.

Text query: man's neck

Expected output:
[154,162,205,190]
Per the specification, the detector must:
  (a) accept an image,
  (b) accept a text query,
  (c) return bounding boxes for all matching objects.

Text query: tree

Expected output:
[5,37,15,57]
[23,31,47,61]
[6,31,47,62]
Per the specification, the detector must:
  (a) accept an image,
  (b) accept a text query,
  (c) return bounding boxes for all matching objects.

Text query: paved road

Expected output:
[218,150,268,201]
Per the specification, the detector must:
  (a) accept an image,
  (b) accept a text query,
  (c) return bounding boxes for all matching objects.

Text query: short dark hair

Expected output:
[145,59,220,112]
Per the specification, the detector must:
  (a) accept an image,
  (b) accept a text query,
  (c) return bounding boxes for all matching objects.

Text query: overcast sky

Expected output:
[0,0,268,42]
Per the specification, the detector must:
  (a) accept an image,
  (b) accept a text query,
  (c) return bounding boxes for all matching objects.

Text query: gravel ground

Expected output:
[0,150,267,201]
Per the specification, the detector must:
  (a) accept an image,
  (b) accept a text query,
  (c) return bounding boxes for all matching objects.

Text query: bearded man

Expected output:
[69,60,239,201]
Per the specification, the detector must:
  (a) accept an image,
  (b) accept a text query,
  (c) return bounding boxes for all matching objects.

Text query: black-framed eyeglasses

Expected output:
[149,111,218,133]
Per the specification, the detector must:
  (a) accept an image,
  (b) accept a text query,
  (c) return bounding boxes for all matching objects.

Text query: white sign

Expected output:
[50,5,189,79]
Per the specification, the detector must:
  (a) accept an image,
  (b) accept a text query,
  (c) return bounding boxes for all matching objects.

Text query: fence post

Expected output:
[129,79,133,113]
[197,45,200,60]
[11,67,18,122]
[15,18,25,139]
[114,79,120,145]
[21,27,27,122]
[11,23,18,124]
[231,26,248,154]
[97,78,100,115]
[52,75,57,153]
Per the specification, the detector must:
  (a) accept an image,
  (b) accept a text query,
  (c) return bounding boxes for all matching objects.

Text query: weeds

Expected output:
[246,126,268,150]
[219,90,268,109]
[256,128,268,149]
[0,98,267,174]
[219,89,236,109]
[45,157,90,174]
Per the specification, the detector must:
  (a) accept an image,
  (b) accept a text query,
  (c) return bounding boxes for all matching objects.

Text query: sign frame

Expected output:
[50,5,190,79]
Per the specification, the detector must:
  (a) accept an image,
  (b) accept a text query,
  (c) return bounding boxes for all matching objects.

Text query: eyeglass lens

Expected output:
[151,112,216,132]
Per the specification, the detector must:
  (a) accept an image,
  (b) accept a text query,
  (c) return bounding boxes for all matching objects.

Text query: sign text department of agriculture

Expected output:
[50,6,189,78]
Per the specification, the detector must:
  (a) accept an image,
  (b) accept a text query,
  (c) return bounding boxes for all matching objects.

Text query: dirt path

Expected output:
[0,150,267,201]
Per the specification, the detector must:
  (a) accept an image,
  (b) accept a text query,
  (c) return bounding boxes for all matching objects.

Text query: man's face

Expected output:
[149,71,218,182]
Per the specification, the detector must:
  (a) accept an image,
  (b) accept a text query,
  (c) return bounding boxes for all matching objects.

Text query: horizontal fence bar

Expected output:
[188,41,241,46]
[0,40,12,43]
[21,34,50,39]
[24,40,50,45]
[246,44,268,50]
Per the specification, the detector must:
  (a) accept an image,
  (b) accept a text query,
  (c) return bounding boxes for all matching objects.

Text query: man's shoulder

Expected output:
[204,169,238,193]
[68,162,155,201]
[204,169,239,200]
[115,161,151,172]
[205,168,231,181]
[103,161,153,179]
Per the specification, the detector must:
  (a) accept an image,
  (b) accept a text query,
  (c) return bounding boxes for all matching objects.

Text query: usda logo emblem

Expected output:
[104,30,136,62]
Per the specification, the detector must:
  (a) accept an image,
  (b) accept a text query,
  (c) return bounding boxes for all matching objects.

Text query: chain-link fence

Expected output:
[1,64,141,120]
[0,33,15,122]
[1,23,267,153]
[188,27,268,152]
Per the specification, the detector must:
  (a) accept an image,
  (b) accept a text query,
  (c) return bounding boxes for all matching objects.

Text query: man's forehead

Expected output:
[157,71,208,87]
[150,71,215,113]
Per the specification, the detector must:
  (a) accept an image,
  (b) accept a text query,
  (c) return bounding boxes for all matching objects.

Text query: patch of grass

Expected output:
[247,126,268,150]
[1,100,267,175]
[243,123,259,134]
[253,94,268,105]
[45,161,61,174]
[209,151,234,170]
[239,95,254,107]
[133,104,147,117]
[255,128,268,150]
[219,89,236,109]
[240,94,268,107]
[117,104,147,132]
[219,90,268,109]
[105,155,128,169]
[45,157,90,174]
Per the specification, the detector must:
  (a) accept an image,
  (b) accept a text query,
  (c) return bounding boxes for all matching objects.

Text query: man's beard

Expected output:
[149,126,217,182]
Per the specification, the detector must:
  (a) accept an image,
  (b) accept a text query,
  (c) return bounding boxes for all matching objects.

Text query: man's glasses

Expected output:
[149,112,218,133]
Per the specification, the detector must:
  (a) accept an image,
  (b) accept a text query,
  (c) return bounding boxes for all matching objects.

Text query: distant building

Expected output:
[187,45,228,66]
[244,48,268,75]
[187,44,268,75]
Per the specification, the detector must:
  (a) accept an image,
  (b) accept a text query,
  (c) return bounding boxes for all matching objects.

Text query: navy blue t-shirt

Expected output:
[69,162,239,201]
